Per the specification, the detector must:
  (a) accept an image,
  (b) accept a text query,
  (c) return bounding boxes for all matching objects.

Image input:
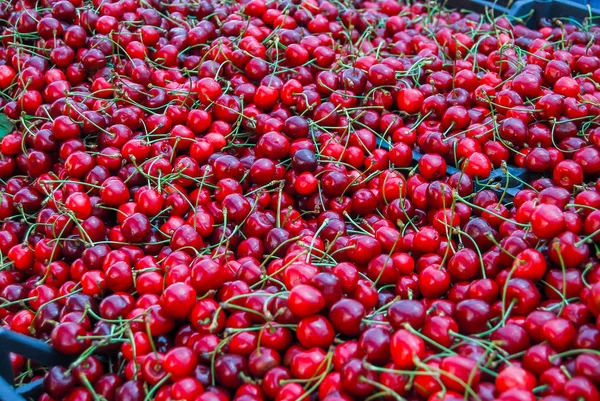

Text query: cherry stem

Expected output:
[144,373,172,401]
[575,228,600,247]
[549,348,600,361]
[476,298,517,338]
[305,218,329,263]
[403,324,454,355]
[360,377,407,401]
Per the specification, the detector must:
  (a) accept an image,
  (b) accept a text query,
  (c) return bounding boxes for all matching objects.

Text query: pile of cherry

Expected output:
[0,0,599,400]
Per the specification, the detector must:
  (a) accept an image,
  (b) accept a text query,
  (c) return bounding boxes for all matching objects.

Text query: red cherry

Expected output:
[296,315,335,349]
[288,284,325,317]
[163,347,198,380]
[440,355,481,392]
[397,88,424,114]
[159,283,197,319]
[530,204,565,239]
[390,329,424,369]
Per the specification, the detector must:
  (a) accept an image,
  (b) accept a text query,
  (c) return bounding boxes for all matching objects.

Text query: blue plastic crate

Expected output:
[0,328,74,401]
[447,0,600,26]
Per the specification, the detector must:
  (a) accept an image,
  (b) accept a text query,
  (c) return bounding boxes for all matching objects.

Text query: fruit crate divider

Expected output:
[445,0,600,27]
[377,138,525,201]
[0,328,74,401]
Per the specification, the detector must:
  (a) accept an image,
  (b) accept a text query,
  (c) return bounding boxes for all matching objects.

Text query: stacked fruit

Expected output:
[0,0,599,400]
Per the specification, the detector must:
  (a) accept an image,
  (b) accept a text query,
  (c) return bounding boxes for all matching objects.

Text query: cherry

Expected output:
[163,347,198,380]
[170,378,204,401]
[440,355,481,392]
[530,204,565,239]
[74,356,104,386]
[512,249,546,281]
[329,299,365,336]
[346,235,382,265]
[290,347,327,380]
[463,218,497,252]
[214,354,248,389]
[541,318,576,352]
[523,344,561,376]
[276,382,306,400]
[99,293,134,320]
[160,283,197,319]
[563,376,599,401]
[390,329,424,369]
[418,154,447,180]
[94,374,122,401]
[419,266,451,299]
[388,299,426,330]
[553,160,584,190]
[549,232,589,269]
[496,366,537,393]
[397,88,424,114]
[340,358,378,397]
[115,381,145,401]
[491,323,531,354]
[455,299,491,334]
[288,284,325,317]
[448,248,480,281]
[262,367,291,399]
[359,327,391,364]
[309,272,343,308]
[50,322,89,355]
[296,315,335,349]
[44,367,77,399]
[247,347,281,379]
